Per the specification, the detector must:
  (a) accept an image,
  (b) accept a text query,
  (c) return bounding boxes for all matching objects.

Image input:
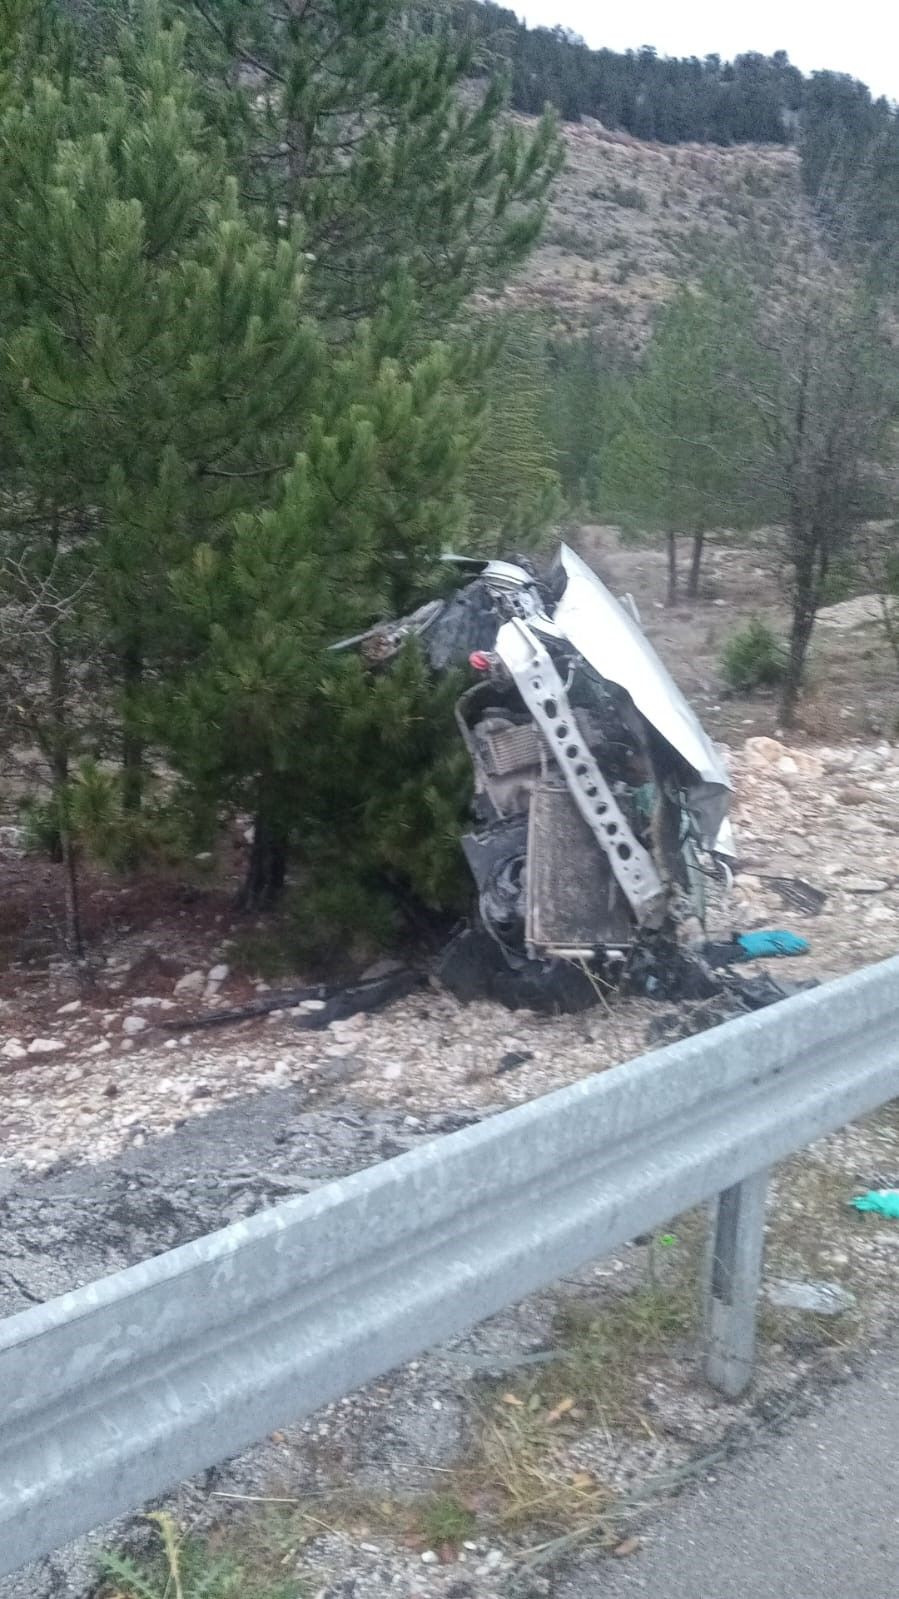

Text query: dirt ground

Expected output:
[4,527,899,1599]
[2,526,899,1176]
[575,524,899,745]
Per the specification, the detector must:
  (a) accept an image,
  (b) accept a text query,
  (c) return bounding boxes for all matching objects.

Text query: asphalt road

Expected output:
[559,1349,899,1599]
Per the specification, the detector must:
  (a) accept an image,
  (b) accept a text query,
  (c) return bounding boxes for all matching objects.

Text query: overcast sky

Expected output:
[515,1,899,103]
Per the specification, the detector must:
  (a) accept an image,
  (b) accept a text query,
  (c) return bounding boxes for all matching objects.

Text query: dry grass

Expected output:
[443,1236,704,1555]
[102,1171,876,1587]
[98,1511,305,1599]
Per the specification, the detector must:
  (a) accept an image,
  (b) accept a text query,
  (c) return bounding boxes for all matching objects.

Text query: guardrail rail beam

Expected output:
[2,956,899,1578]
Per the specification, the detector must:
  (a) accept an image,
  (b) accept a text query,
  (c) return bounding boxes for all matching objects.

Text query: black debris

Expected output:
[496,1049,535,1074]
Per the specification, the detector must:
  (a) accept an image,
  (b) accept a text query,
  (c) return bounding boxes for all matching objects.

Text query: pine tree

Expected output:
[0,5,318,925]
[543,327,632,510]
[176,0,563,555]
[0,0,561,931]
[463,313,561,549]
[157,327,474,908]
[169,0,561,333]
[745,278,895,725]
[600,279,763,602]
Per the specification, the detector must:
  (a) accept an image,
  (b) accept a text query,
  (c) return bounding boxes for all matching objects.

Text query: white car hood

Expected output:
[553,545,733,851]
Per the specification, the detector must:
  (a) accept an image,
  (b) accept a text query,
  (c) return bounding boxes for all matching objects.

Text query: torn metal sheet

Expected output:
[552,545,732,850]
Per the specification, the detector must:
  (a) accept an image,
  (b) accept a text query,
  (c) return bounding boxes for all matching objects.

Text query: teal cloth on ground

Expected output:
[850,1190,899,1218]
[736,930,810,959]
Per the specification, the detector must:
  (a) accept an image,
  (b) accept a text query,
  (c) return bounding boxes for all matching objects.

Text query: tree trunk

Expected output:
[59,816,85,964]
[285,0,309,200]
[49,633,85,961]
[48,633,69,796]
[665,531,678,606]
[687,530,704,599]
[779,546,818,728]
[46,632,69,865]
[121,637,144,818]
[238,788,289,911]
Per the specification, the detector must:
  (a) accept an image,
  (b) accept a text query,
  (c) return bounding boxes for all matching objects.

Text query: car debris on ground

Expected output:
[337,545,811,1014]
[851,1190,899,1219]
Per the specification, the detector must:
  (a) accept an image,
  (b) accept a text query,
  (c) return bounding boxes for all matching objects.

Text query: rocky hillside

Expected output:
[499,117,808,338]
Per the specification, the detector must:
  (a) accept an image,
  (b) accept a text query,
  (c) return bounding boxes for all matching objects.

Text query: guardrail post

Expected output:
[703,1169,769,1398]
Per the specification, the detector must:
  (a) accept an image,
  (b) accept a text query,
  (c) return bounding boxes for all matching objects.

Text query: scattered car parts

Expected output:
[339,544,739,1006]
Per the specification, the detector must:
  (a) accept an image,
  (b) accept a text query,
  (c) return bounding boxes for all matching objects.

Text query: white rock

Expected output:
[420,1551,439,1566]
[767,1279,856,1315]
[86,1039,111,1055]
[323,1042,355,1059]
[122,1014,148,1035]
[1,1039,27,1059]
[300,997,326,1012]
[27,1037,65,1054]
[744,736,787,768]
[164,1038,178,1050]
[258,1061,292,1087]
[382,1061,403,1081]
[329,1014,364,1038]
[57,999,82,1015]
[174,970,206,996]
[207,963,230,984]
[824,756,856,777]
[132,996,176,1010]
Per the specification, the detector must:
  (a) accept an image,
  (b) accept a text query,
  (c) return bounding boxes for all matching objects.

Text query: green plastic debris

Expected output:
[850,1189,899,1218]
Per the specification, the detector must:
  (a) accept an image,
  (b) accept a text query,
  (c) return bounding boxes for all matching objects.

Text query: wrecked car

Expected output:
[336,545,735,1009]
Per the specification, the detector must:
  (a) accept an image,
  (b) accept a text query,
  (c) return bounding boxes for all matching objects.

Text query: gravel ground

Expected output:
[5,736,899,1180]
[4,733,899,1598]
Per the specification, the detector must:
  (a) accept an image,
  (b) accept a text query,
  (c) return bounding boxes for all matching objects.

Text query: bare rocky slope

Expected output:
[497,117,806,336]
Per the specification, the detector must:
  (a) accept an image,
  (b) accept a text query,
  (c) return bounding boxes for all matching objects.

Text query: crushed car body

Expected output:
[336,544,737,1007]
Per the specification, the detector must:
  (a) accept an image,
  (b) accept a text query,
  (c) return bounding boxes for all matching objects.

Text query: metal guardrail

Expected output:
[3,955,899,1578]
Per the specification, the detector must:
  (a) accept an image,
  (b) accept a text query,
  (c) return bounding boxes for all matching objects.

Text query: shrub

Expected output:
[721,617,786,691]
[548,222,599,258]
[607,180,648,210]
[612,255,636,284]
